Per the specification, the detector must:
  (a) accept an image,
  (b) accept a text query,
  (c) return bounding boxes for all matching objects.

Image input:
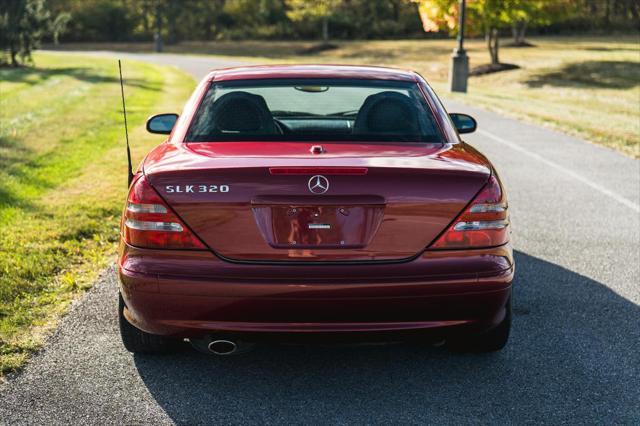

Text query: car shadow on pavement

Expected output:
[133,251,639,424]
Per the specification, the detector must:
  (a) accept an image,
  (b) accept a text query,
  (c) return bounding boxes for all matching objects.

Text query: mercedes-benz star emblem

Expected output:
[308,175,329,194]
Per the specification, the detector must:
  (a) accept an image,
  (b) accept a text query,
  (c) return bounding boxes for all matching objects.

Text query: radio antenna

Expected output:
[118,60,134,186]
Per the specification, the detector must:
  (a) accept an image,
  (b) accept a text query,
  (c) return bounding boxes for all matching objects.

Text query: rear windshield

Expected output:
[185,79,443,143]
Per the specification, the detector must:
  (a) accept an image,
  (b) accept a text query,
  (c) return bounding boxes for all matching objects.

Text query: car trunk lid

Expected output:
[145,142,490,262]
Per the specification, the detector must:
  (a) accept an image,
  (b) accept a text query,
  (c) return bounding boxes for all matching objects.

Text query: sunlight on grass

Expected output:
[0,53,195,376]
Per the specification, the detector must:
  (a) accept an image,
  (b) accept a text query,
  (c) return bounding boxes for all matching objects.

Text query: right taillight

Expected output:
[430,174,509,249]
[122,175,206,250]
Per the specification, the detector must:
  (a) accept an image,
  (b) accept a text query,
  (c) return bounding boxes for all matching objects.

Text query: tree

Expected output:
[177,0,226,41]
[223,0,289,39]
[504,0,571,46]
[286,0,342,44]
[50,10,71,44]
[414,0,510,66]
[0,0,66,67]
[331,0,423,39]
[469,0,507,65]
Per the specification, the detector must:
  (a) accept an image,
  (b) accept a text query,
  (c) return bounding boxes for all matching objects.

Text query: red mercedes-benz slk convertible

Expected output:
[118,65,513,355]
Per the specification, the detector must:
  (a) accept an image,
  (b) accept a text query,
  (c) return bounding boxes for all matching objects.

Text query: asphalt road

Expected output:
[1,53,639,425]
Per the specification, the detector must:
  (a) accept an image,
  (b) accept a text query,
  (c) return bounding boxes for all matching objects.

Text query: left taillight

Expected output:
[122,175,206,249]
[429,174,509,249]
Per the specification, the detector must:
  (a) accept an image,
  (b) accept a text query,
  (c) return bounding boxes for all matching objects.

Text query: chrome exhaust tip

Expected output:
[207,339,238,355]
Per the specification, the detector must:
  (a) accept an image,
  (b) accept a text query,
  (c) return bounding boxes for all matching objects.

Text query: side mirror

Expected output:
[449,113,477,134]
[146,113,178,134]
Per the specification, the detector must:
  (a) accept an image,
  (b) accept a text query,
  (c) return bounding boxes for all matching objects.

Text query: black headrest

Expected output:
[209,91,278,134]
[353,91,421,134]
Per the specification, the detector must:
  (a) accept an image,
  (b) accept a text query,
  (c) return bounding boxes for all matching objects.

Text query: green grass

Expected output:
[0,53,195,376]
[57,35,640,157]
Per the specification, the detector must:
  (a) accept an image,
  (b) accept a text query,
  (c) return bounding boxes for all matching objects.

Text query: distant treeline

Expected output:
[47,0,640,43]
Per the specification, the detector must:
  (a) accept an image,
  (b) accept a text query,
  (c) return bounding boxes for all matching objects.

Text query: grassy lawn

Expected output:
[57,35,640,157]
[0,53,195,376]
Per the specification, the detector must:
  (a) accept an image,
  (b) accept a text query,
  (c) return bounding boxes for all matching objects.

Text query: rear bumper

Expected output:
[118,243,514,340]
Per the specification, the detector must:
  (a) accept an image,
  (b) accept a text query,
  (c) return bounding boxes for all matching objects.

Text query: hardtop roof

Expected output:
[205,64,419,83]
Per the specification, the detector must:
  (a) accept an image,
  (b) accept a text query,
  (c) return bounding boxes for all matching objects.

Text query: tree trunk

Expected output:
[486,28,499,65]
[512,20,527,45]
[519,21,528,44]
[142,0,150,33]
[322,16,329,44]
[10,42,19,67]
[604,0,611,28]
[204,19,212,41]
[391,0,400,21]
[155,3,162,35]
[154,3,163,52]
[167,18,177,45]
[167,0,178,45]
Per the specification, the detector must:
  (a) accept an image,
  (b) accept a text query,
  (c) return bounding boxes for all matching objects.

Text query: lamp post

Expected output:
[449,0,469,92]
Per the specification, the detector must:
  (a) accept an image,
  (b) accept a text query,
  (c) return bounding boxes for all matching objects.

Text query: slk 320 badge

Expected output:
[165,185,230,193]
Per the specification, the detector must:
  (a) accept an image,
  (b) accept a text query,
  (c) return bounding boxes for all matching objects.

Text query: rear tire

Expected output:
[119,293,180,353]
[447,297,511,353]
